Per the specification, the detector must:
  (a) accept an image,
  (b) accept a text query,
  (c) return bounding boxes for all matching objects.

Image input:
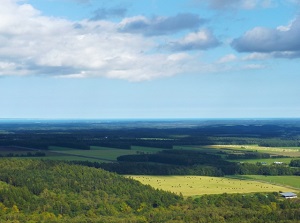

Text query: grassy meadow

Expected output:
[206,145,300,157]
[0,145,165,162]
[175,144,300,157]
[49,146,135,161]
[47,146,164,161]
[174,145,300,165]
[128,175,295,197]
[1,145,299,197]
[243,175,300,189]
[233,157,294,164]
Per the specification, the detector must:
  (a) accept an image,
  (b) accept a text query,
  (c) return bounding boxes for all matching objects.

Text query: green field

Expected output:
[128,175,295,197]
[233,157,294,164]
[49,146,133,161]
[47,146,164,161]
[242,175,300,189]
[174,145,300,165]
[131,146,164,153]
[0,145,165,162]
[176,144,300,157]
[207,145,300,157]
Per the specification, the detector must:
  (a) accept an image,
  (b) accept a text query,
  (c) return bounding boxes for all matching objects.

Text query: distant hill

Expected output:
[0,159,181,222]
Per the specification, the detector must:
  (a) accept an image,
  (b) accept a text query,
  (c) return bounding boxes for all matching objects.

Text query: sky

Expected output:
[0,0,299,119]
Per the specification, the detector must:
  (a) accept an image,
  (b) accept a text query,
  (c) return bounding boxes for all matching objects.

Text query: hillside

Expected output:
[0,159,181,222]
[0,159,299,222]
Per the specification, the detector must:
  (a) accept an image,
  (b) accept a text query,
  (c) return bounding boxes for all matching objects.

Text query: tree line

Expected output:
[71,150,300,176]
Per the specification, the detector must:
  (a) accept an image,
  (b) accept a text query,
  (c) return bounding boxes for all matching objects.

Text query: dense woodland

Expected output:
[73,150,300,176]
[0,159,299,222]
[0,119,300,222]
[290,159,300,167]
[1,119,300,150]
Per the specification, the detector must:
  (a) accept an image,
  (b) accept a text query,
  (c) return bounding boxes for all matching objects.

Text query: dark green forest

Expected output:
[0,159,299,223]
[0,119,300,222]
[1,119,300,150]
[72,149,300,176]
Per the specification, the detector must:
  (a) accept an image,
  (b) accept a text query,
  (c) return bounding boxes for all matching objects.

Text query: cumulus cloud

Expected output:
[242,64,266,70]
[119,13,205,36]
[242,53,271,61]
[217,54,237,63]
[0,0,213,81]
[231,16,300,58]
[191,0,274,10]
[166,29,220,51]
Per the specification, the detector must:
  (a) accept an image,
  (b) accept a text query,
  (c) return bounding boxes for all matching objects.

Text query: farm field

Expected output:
[0,145,165,162]
[174,145,300,164]
[233,157,294,164]
[206,145,300,157]
[243,175,300,189]
[131,146,164,153]
[128,175,295,197]
[49,146,135,161]
[48,146,164,161]
[0,146,35,156]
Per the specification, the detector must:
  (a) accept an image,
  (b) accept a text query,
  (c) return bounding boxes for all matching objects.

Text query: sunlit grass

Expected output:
[127,175,294,197]
[206,145,300,157]
[244,175,300,189]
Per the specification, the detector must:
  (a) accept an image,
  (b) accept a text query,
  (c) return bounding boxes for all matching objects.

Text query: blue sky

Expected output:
[0,0,299,119]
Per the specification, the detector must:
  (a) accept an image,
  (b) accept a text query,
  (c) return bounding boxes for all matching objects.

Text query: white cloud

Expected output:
[217,54,237,63]
[0,0,212,81]
[242,53,270,60]
[231,16,300,58]
[119,13,205,36]
[166,29,220,51]
[242,64,266,70]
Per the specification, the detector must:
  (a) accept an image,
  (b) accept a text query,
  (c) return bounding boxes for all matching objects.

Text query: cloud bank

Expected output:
[119,13,205,36]
[167,29,220,51]
[0,0,220,81]
[231,16,300,58]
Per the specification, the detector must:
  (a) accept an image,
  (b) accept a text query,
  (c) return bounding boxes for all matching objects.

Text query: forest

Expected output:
[1,119,300,150]
[0,159,299,222]
[0,119,300,222]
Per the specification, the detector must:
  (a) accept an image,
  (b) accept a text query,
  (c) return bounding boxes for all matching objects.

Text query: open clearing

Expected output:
[206,145,300,157]
[0,146,165,162]
[233,157,294,164]
[243,175,300,189]
[176,145,300,157]
[48,146,164,161]
[49,146,137,161]
[128,175,295,197]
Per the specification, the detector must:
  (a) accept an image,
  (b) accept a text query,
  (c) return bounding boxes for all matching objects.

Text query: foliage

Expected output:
[1,119,300,152]
[290,159,300,167]
[95,149,299,176]
[227,152,271,160]
[0,151,45,158]
[0,159,299,222]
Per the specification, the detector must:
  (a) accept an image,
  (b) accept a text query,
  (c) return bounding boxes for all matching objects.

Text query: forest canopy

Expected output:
[0,159,299,222]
